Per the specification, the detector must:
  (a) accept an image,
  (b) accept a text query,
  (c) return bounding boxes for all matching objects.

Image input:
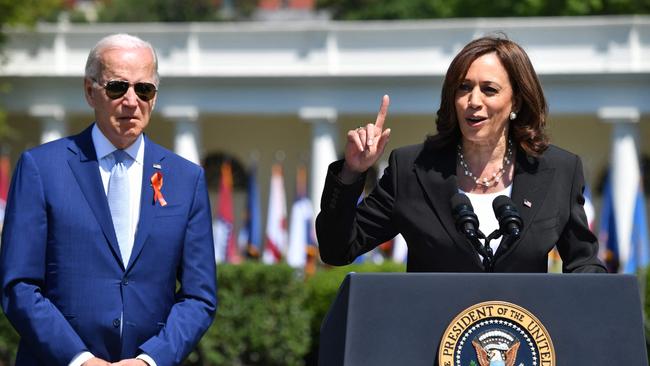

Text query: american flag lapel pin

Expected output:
[523,199,532,208]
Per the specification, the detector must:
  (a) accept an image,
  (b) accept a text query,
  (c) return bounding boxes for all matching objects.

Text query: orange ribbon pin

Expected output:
[151,171,168,207]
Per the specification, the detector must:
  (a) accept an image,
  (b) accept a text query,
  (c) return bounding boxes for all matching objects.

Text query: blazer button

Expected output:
[121,278,129,286]
[113,318,121,328]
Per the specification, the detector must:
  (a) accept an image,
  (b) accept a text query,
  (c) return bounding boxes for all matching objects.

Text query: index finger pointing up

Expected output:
[375,94,390,129]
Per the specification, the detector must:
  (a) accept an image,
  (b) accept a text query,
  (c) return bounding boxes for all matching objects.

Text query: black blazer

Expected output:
[316,142,606,273]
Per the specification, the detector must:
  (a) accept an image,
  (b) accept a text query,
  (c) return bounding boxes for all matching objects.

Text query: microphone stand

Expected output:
[481,229,521,272]
[482,230,501,272]
[461,229,495,272]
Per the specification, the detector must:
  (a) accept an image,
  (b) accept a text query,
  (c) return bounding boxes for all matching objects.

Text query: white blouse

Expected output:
[461,185,513,256]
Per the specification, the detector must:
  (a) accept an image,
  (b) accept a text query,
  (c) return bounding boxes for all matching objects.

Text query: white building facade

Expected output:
[1,17,649,245]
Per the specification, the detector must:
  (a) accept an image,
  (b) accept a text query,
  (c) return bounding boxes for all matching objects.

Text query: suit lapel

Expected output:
[413,144,480,260]
[127,137,166,272]
[66,125,124,267]
[496,149,555,258]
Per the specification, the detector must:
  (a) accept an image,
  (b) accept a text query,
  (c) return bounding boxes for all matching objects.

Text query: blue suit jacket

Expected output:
[0,125,217,365]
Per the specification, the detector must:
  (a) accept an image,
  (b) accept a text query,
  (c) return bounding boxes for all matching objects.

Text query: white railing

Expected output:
[2,16,649,78]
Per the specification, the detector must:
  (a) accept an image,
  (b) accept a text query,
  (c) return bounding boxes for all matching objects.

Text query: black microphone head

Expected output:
[492,195,512,212]
[451,192,471,211]
[451,193,479,233]
[492,195,523,236]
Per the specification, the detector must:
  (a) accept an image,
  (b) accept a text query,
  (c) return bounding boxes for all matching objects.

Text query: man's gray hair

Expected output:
[85,33,159,85]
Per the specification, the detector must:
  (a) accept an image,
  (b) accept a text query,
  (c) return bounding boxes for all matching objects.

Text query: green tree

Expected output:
[317,0,650,20]
[0,0,64,141]
[96,0,259,22]
[0,0,63,45]
[197,263,311,366]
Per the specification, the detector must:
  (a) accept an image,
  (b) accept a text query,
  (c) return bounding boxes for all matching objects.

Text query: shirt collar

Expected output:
[91,123,145,165]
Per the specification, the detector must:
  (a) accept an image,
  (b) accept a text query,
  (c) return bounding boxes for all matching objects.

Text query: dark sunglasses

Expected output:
[94,79,157,101]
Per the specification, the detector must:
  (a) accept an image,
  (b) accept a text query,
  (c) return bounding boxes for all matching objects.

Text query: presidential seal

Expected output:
[438,301,555,366]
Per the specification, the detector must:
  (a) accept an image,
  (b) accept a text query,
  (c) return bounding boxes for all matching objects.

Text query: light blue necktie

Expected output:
[107,150,132,267]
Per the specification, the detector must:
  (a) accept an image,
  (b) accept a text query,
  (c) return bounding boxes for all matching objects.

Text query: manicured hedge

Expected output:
[195,263,311,366]
[0,311,18,366]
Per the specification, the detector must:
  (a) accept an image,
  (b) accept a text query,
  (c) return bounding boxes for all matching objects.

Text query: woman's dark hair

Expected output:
[427,35,549,156]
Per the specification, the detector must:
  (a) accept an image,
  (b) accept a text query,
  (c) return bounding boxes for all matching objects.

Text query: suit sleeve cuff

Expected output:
[321,160,367,210]
[137,353,157,366]
[69,351,93,366]
[328,159,367,186]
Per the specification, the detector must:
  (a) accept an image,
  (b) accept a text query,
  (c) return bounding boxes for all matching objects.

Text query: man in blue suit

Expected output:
[0,34,217,366]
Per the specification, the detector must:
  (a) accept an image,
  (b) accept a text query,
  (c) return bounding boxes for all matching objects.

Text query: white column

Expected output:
[29,104,66,144]
[162,106,201,165]
[300,107,338,215]
[599,107,642,271]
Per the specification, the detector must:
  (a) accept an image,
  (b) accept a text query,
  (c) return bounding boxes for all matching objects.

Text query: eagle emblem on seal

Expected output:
[471,329,520,366]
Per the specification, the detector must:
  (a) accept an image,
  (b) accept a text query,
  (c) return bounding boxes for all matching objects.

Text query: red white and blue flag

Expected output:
[599,172,649,273]
[238,162,263,259]
[603,129,650,273]
[287,165,316,272]
[0,152,10,224]
[263,164,288,264]
[213,162,241,264]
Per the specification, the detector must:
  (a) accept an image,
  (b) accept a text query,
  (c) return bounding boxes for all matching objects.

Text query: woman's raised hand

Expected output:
[341,95,391,182]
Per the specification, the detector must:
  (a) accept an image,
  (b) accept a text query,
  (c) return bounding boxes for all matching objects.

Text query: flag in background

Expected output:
[238,162,263,259]
[625,182,650,273]
[598,173,621,272]
[213,161,241,264]
[583,184,596,231]
[391,234,408,263]
[548,182,596,273]
[606,126,650,274]
[598,171,649,273]
[263,163,288,264]
[0,152,10,225]
[287,165,317,273]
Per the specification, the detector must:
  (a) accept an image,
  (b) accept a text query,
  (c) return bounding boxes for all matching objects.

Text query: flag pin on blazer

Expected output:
[153,163,162,169]
[524,199,532,208]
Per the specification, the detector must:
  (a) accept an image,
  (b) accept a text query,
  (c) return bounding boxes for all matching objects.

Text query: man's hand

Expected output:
[111,359,149,366]
[82,357,111,366]
[341,94,391,183]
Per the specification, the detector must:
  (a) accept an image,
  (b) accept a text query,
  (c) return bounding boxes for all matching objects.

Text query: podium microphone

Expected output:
[451,193,494,272]
[450,193,480,239]
[492,195,523,238]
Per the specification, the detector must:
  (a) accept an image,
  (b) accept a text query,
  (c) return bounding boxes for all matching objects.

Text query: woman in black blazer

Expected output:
[316,36,606,273]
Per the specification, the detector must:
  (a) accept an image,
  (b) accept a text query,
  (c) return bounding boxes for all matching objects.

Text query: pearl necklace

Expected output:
[457,139,514,187]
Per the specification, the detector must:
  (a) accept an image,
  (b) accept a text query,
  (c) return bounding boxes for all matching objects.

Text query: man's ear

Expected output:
[83,77,96,108]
